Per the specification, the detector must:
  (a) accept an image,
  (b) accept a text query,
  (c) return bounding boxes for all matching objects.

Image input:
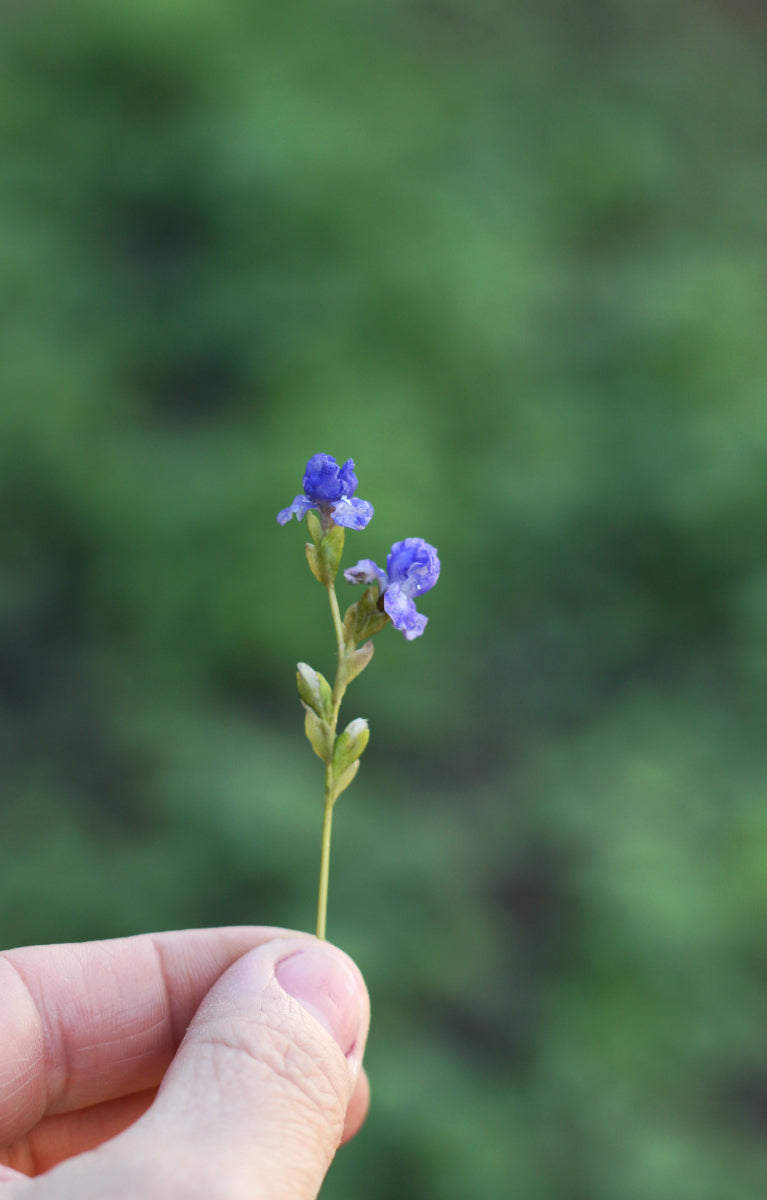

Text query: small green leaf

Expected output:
[342,602,357,646]
[303,704,332,761]
[343,586,389,646]
[297,663,332,720]
[342,640,374,685]
[333,717,370,775]
[306,510,322,547]
[319,524,345,583]
[305,542,323,583]
[305,521,345,585]
[329,758,360,803]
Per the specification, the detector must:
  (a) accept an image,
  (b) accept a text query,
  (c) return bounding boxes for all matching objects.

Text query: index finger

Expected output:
[0,926,301,1147]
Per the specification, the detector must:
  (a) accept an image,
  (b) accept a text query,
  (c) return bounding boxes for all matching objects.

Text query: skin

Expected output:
[0,927,370,1199]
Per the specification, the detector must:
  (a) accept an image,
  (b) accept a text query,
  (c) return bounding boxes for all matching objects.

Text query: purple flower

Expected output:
[277,453,374,531]
[344,537,440,640]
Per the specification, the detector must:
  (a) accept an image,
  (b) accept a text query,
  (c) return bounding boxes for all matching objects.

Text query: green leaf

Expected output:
[303,704,332,761]
[296,662,332,720]
[306,510,322,547]
[305,522,345,585]
[342,640,374,685]
[305,541,323,583]
[319,523,345,583]
[329,758,360,804]
[343,586,389,646]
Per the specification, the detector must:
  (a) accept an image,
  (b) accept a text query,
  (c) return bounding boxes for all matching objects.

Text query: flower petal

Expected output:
[383,583,428,640]
[276,495,314,525]
[385,538,440,597]
[343,558,386,587]
[330,496,374,530]
[303,453,345,503]
[338,458,358,497]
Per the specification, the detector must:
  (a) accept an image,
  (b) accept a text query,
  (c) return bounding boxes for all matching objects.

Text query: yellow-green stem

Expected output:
[316,775,334,940]
[315,580,348,939]
[326,581,346,673]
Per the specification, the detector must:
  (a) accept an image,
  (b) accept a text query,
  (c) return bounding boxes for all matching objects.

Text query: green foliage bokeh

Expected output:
[2,1,767,1196]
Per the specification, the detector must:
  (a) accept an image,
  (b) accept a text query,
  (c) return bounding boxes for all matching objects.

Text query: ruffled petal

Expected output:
[304,453,346,502]
[330,496,374,530]
[386,538,440,597]
[338,458,358,497]
[276,495,314,525]
[344,558,387,587]
[383,583,428,640]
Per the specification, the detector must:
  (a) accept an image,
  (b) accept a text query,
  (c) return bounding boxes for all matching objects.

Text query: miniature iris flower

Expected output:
[277,453,374,531]
[345,537,440,640]
[278,452,442,939]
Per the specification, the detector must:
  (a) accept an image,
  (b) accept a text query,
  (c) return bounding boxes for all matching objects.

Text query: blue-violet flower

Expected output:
[344,537,440,640]
[277,453,374,531]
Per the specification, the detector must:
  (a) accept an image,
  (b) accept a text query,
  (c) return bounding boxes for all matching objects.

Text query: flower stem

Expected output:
[316,776,334,940]
[315,580,348,940]
[327,580,346,663]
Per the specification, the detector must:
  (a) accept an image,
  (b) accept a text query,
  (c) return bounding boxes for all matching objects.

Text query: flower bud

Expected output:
[296,663,332,721]
[333,717,370,776]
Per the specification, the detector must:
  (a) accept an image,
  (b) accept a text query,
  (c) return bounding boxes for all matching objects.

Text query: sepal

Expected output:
[319,523,345,583]
[306,508,331,583]
[296,662,332,721]
[306,511,322,546]
[333,717,370,776]
[305,541,323,583]
[343,585,389,646]
[305,519,345,585]
[302,704,333,761]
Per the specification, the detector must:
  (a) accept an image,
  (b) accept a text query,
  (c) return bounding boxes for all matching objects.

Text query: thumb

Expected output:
[115,936,370,1199]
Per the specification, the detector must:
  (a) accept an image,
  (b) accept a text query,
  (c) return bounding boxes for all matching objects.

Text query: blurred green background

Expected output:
[2,1,767,1196]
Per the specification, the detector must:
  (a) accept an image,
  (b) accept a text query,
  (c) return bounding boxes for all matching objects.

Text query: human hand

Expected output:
[0,927,370,1198]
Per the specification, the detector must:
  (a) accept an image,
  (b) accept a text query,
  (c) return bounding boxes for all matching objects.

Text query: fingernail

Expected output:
[275,944,367,1066]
